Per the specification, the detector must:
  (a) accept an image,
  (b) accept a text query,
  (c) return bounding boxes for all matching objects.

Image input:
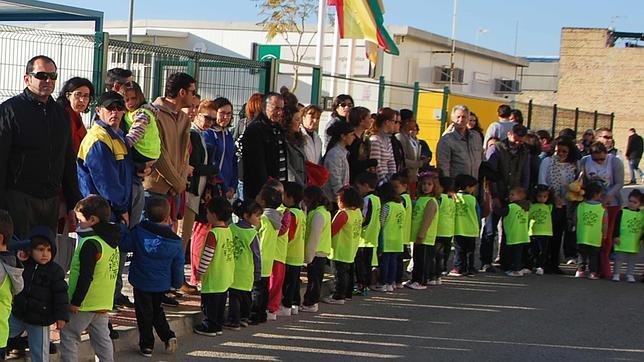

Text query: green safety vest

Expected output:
[576,202,605,247]
[411,196,439,246]
[529,203,553,237]
[503,203,530,245]
[382,201,405,252]
[259,214,280,277]
[274,205,289,263]
[0,275,11,348]
[401,193,413,244]
[436,193,455,238]
[330,208,363,263]
[614,209,643,254]
[286,208,306,266]
[68,235,119,311]
[306,206,332,255]
[123,107,161,159]
[359,194,381,248]
[201,227,235,293]
[454,192,479,237]
[229,224,257,292]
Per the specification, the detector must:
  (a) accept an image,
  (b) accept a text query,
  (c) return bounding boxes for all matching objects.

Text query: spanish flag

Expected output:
[330,0,399,56]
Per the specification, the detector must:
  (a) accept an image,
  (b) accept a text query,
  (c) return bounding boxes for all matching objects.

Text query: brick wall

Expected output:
[557,27,644,156]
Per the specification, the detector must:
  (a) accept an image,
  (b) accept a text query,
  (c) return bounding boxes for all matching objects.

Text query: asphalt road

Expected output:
[117,264,644,362]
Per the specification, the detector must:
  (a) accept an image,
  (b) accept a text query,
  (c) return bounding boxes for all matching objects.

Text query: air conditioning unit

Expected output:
[433,66,464,83]
[494,79,521,93]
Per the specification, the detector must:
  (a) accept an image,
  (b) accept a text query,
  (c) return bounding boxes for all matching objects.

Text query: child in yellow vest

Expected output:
[452,175,481,276]
[354,172,380,295]
[301,186,332,313]
[373,183,406,292]
[250,186,283,323]
[494,187,531,277]
[0,211,23,360]
[436,177,456,276]
[226,199,262,330]
[324,187,363,304]
[193,197,235,336]
[60,195,120,361]
[575,182,607,280]
[391,172,412,289]
[281,182,306,315]
[611,189,643,282]
[406,174,442,290]
[529,185,554,276]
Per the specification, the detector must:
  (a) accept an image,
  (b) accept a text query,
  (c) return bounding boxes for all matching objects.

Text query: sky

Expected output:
[54,0,644,56]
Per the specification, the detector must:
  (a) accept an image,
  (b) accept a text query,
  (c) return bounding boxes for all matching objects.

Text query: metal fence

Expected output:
[511,100,614,136]
[0,24,95,102]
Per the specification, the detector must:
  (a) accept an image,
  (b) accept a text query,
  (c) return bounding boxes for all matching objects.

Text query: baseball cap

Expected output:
[96,91,125,109]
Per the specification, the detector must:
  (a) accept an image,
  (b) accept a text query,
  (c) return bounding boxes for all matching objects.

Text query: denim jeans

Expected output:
[379,252,399,285]
[628,157,642,183]
[9,314,49,362]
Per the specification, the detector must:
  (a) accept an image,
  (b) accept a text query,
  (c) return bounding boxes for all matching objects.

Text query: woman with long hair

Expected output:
[369,108,397,182]
[57,77,94,153]
[204,97,238,199]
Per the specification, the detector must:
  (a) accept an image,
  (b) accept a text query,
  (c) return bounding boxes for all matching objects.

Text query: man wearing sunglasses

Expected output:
[77,91,134,227]
[0,55,81,239]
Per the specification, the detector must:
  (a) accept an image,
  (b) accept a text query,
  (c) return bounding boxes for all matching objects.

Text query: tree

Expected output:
[255,0,319,93]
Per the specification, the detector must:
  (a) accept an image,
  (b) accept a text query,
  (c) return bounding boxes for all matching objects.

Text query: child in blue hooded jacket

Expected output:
[121,198,184,357]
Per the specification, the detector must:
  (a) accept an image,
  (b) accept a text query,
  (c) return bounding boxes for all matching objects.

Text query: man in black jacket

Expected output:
[240,92,287,201]
[625,128,643,185]
[0,55,81,238]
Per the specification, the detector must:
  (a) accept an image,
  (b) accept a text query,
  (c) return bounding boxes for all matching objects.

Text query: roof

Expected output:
[389,25,529,67]
[0,0,103,31]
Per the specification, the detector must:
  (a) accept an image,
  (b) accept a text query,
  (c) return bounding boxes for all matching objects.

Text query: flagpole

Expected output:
[344,38,355,94]
[314,0,326,66]
[330,10,340,96]
[449,0,458,89]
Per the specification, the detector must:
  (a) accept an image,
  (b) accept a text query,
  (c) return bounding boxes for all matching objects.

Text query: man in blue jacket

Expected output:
[120,198,184,357]
[77,91,135,308]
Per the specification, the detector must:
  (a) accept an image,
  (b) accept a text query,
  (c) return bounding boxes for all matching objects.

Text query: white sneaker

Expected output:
[612,274,620,282]
[371,284,387,292]
[395,282,404,289]
[427,279,439,286]
[505,270,523,277]
[322,296,345,305]
[566,258,577,265]
[299,304,318,313]
[386,284,395,292]
[267,311,277,321]
[626,275,636,283]
[291,305,299,315]
[405,281,426,290]
[520,268,532,275]
[276,306,292,316]
[575,270,585,278]
[535,267,544,275]
[436,277,442,285]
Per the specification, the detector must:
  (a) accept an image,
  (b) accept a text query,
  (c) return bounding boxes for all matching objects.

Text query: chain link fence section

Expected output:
[0,24,95,102]
[512,100,613,137]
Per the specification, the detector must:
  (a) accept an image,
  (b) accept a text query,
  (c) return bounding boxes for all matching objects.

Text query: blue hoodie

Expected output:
[204,127,238,193]
[120,220,184,293]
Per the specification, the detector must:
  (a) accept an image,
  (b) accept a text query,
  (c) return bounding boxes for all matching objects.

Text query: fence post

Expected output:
[310,67,321,106]
[551,104,557,136]
[412,81,420,115]
[377,76,385,110]
[92,31,107,96]
[258,60,274,94]
[527,99,533,129]
[593,110,598,130]
[440,86,450,136]
[609,112,615,131]
[573,107,579,135]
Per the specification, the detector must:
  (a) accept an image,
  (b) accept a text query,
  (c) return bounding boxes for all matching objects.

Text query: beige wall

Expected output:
[556,28,644,153]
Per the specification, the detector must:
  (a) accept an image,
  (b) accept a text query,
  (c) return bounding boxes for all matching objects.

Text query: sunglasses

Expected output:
[592,156,607,162]
[104,104,126,112]
[601,135,613,140]
[29,72,58,81]
[339,102,353,108]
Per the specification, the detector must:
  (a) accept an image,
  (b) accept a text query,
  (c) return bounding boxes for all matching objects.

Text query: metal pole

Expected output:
[551,104,557,136]
[609,112,615,131]
[593,110,598,130]
[440,86,450,135]
[126,0,134,69]
[377,76,385,110]
[527,99,533,130]
[344,38,355,94]
[314,0,326,67]
[329,11,340,96]
[574,107,579,135]
[412,81,420,115]
[449,0,458,89]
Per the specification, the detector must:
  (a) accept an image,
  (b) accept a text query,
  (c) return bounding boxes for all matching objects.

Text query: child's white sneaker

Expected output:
[626,275,636,283]
[404,281,426,290]
[386,284,395,292]
[267,311,277,321]
[535,267,544,275]
[277,306,292,316]
[299,304,318,313]
[612,274,620,282]
[322,296,345,305]
[520,268,532,275]
[371,284,387,292]
[574,270,585,278]
[291,305,299,315]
